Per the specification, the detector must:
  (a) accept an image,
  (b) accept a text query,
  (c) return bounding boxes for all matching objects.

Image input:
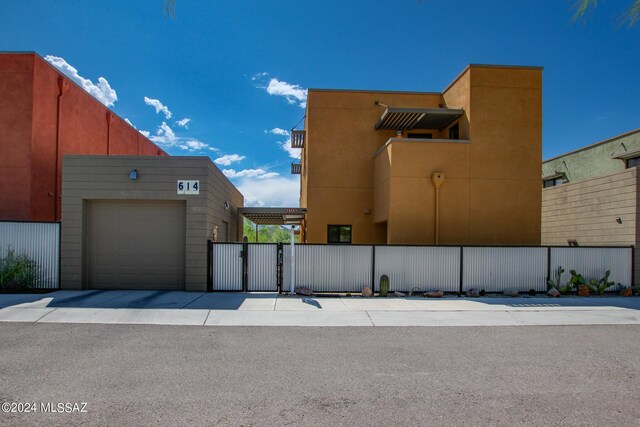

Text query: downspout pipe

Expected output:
[432,172,445,245]
[54,77,69,221]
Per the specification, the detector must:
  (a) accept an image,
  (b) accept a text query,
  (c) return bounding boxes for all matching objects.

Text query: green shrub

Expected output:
[0,249,39,291]
[586,270,618,296]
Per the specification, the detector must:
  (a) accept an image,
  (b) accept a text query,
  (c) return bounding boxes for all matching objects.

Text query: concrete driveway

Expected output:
[1,291,640,327]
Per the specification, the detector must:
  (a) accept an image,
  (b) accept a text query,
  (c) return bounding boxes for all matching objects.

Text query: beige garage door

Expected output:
[87,200,186,290]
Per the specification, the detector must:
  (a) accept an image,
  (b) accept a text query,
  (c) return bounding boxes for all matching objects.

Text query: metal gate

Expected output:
[209,242,281,292]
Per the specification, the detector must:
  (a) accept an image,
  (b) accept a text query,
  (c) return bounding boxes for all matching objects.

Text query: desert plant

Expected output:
[528,289,536,296]
[569,270,586,288]
[479,289,487,296]
[547,266,565,290]
[586,270,618,296]
[409,287,422,297]
[0,249,39,291]
[379,274,390,297]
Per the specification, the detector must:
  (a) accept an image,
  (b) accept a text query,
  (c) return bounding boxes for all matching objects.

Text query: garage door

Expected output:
[87,200,186,290]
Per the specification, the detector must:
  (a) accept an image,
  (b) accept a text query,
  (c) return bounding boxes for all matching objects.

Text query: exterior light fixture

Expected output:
[616,217,623,224]
[224,201,230,210]
[128,169,138,180]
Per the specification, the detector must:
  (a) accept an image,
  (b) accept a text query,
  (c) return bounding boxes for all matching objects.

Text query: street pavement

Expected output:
[1,290,640,327]
[0,323,638,426]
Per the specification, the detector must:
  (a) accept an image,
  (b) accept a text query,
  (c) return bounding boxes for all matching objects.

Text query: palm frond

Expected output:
[164,0,175,17]
[618,0,640,26]
[572,0,597,22]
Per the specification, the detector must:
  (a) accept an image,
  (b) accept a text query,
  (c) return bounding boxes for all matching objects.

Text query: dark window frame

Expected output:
[448,123,460,140]
[327,224,352,244]
[626,157,640,169]
[543,177,565,188]
[407,133,433,139]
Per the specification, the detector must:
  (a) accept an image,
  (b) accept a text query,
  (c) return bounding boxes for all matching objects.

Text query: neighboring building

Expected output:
[61,155,243,292]
[0,52,166,222]
[295,64,543,245]
[541,129,640,284]
[542,128,640,187]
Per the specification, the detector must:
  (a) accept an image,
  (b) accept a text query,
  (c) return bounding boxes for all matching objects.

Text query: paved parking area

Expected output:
[1,291,640,326]
[1,323,638,426]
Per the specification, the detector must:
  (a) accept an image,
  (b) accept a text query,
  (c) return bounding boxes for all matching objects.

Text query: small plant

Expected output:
[620,286,633,297]
[586,270,618,296]
[547,266,565,290]
[569,270,586,288]
[479,289,487,296]
[0,249,39,291]
[409,287,422,297]
[345,292,352,297]
[528,289,536,296]
[379,274,390,298]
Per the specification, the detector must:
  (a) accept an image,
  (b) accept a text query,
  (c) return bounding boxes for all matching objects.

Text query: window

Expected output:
[327,225,352,244]
[449,123,460,140]
[543,177,565,188]
[627,157,640,168]
[407,133,432,139]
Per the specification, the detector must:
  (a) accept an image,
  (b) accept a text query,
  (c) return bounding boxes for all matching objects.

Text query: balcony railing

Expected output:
[291,130,305,148]
[291,162,302,174]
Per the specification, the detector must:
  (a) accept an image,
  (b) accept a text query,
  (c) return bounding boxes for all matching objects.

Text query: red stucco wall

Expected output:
[0,53,167,221]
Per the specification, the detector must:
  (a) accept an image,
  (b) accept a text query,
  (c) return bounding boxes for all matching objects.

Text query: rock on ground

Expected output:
[466,289,480,297]
[503,290,519,297]
[424,290,444,298]
[547,288,560,297]
[295,287,314,296]
[361,287,373,297]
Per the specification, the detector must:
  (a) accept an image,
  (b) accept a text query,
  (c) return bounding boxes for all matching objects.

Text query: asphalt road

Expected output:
[0,323,638,426]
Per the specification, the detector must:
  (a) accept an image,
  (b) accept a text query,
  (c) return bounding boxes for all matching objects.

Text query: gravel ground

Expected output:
[0,323,638,426]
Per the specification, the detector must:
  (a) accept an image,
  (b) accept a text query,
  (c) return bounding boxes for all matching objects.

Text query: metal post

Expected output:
[255,223,259,243]
[207,239,213,292]
[290,226,296,294]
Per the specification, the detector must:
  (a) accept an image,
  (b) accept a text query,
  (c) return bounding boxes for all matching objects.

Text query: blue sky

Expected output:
[1,1,638,206]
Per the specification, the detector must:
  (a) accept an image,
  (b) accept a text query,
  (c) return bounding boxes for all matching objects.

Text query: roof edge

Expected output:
[543,128,640,163]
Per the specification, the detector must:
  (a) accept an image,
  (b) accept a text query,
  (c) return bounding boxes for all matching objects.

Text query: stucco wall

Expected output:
[541,168,638,284]
[303,64,542,245]
[0,53,167,222]
[0,54,34,220]
[61,155,243,292]
[543,129,640,183]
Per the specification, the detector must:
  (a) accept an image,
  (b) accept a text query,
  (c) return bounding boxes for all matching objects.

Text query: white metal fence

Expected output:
[462,247,548,292]
[374,246,460,292]
[211,243,243,291]
[550,247,631,291]
[0,221,60,289]
[209,243,634,293]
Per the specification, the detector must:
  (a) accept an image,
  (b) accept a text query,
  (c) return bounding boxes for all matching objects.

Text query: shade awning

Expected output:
[238,207,306,225]
[375,107,463,131]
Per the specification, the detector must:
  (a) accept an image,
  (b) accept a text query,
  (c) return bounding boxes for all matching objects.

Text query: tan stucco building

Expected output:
[295,64,543,245]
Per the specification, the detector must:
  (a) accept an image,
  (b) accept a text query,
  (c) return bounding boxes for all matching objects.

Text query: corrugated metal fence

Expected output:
[210,242,633,293]
[0,221,60,289]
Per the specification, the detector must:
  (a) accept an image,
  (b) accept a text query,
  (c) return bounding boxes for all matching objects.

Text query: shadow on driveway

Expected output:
[0,290,639,311]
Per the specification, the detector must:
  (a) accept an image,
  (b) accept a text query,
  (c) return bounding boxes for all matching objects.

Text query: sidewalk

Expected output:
[1,290,640,327]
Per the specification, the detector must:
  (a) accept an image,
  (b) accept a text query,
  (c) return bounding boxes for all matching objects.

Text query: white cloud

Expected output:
[278,136,300,159]
[176,118,191,128]
[235,175,300,207]
[149,122,213,152]
[253,73,307,108]
[44,55,118,107]
[222,168,279,179]
[144,97,172,119]
[214,154,246,166]
[139,130,151,138]
[267,128,290,136]
[179,140,209,152]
